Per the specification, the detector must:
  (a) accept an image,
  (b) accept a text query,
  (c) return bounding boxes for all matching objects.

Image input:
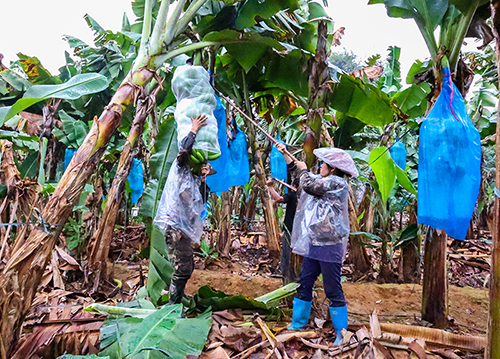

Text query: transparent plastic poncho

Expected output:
[153,162,204,243]
[291,174,350,263]
[171,65,220,157]
[417,67,481,240]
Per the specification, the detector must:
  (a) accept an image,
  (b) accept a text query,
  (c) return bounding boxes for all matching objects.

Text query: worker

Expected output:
[276,143,358,345]
[154,114,214,304]
[267,165,299,284]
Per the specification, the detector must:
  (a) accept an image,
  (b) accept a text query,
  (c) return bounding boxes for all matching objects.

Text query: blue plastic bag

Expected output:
[417,67,481,240]
[227,122,250,187]
[64,148,77,170]
[128,158,144,204]
[271,134,287,181]
[207,95,230,193]
[390,139,406,170]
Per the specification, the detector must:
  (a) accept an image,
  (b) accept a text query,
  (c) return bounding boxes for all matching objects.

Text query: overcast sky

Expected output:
[0,0,481,82]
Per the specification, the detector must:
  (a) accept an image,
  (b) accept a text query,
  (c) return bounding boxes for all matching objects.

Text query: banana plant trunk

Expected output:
[347,190,371,274]
[253,148,280,257]
[304,20,329,168]
[217,191,232,256]
[86,92,154,291]
[487,2,500,357]
[241,184,257,232]
[421,228,448,328]
[241,75,280,257]
[401,209,420,283]
[0,67,155,359]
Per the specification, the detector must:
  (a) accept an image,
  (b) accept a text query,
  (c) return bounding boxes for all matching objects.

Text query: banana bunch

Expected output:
[171,65,221,167]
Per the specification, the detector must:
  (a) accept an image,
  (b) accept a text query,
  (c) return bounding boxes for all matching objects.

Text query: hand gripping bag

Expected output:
[207,95,230,192]
[417,67,481,240]
[171,65,220,159]
[227,122,250,187]
[389,139,407,170]
[127,158,144,204]
[270,134,288,181]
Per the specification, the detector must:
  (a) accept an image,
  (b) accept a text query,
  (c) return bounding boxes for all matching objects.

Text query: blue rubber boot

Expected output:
[288,298,312,330]
[329,305,348,345]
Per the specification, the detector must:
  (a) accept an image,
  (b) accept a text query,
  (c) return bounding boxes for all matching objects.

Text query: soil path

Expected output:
[185,269,489,333]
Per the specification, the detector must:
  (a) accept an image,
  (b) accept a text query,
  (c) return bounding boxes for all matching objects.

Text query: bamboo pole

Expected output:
[214,89,298,162]
[271,177,297,192]
[487,2,500,357]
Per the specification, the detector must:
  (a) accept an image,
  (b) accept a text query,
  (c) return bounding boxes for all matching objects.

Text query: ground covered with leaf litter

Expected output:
[16,226,491,358]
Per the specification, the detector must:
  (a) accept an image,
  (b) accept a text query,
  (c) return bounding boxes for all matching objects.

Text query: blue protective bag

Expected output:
[390,139,407,170]
[128,158,144,204]
[64,148,77,170]
[227,122,250,187]
[207,95,230,193]
[417,67,481,240]
[270,134,288,181]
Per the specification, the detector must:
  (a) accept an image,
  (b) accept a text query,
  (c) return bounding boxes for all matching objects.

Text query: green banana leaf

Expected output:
[394,223,419,250]
[53,110,90,149]
[147,224,174,306]
[330,75,402,127]
[380,46,402,95]
[194,285,272,312]
[369,147,396,204]
[203,30,285,72]
[97,304,211,359]
[392,82,431,119]
[394,165,417,195]
[0,73,109,126]
[139,118,178,305]
[235,0,299,30]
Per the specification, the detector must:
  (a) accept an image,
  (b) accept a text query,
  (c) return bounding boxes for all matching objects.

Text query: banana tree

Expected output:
[371,0,491,328]
[87,86,158,292]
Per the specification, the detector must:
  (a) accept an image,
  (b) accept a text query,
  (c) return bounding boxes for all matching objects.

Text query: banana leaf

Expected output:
[330,75,403,127]
[97,304,211,359]
[139,118,178,305]
[0,73,109,125]
[369,147,396,204]
[194,285,275,312]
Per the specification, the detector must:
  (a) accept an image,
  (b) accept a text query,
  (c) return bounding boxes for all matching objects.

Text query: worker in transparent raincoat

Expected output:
[154,114,213,304]
[276,144,358,345]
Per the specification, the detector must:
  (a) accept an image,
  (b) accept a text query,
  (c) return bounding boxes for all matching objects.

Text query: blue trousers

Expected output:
[296,257,346,307]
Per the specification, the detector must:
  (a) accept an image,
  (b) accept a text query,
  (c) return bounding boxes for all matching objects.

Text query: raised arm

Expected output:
[266,179,284,203]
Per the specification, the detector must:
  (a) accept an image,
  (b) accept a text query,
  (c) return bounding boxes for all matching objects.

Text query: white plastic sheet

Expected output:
[153,163,204,243]
[291,173,349,263]
[171,65,220,156]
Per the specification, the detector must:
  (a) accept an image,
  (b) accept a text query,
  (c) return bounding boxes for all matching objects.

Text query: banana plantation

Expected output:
[0,0,500,358]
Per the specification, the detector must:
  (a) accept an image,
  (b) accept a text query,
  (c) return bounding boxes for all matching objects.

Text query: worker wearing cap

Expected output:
[276,143,358,345]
